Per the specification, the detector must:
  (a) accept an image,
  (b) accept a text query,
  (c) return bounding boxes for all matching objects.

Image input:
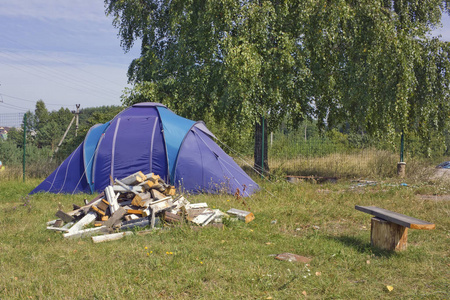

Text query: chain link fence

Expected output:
[266,128,449,179]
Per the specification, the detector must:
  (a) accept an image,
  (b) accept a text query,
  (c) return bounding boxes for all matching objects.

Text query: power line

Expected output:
[0,102,29,112]
[0,58,119,101]
[0,33,128,87]
[0,51,120,99]
[0,93,74,107]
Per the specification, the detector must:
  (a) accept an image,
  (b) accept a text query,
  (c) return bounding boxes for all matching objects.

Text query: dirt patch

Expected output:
[432,168,450,181]
[417,194,450,202]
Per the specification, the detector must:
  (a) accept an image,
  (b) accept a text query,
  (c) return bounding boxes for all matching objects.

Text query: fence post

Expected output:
[261,116,265,178]
[400,130,404,162]
[397,130,406,178]
[23,112,27,182]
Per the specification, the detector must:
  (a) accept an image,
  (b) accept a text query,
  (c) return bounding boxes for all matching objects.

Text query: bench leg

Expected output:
[370,217,408,251]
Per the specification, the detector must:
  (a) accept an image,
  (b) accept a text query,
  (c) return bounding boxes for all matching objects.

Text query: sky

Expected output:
[0,1,449,126]
[0,0,140,125]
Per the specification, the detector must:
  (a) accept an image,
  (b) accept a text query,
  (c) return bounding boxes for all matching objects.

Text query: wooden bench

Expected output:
[355,205,435,251]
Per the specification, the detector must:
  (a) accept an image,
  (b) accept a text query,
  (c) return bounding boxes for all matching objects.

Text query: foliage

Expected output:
[106,0,450,159]
[2,102,124,169]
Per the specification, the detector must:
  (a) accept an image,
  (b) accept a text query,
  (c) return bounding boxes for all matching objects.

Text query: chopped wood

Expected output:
[54,219,64,227]
[187,203,208,209]
[139,180,155,191]
[67,212,97,234]
[120,216,160,230]
[131,192,152,207]
[124,214,139,221]
[105,186,120,214]
[126,209,144,215]
[92,231,133,243]
[112,185,143,194]
[104,207,127,228]
[172,195,189,209]
[86,192,105,206]
[118,199,132,206]
[47,220,58,226]
[142,208,151,217]
[91,205,106,216]
[131,194,143,207]
[61,222,74,230]
[212,209,229,223]
[143,172,153,180]
[63,227,104,239]
[151,183,166,193]
[186,208,207,222]
[227,208,255,223]
[164,212,182,224]
[55,210,75,223]
[114,179,140,195]
[147,173,160,183]
[151,189,166,200]
[120,171,146,185]
[97,199,109,212]
[192,209,216,226]
[46,170,243,240]
[148,197,174,213]
[65,198,102,217]
[165,186,176,196]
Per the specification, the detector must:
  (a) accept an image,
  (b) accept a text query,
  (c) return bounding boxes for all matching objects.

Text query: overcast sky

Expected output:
[0,1,449,125]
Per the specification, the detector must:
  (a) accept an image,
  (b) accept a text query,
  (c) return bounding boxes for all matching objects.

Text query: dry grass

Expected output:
[0,162,59,181]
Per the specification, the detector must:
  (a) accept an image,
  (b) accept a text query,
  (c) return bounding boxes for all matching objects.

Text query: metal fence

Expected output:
[0,112,25,129]
[265,128,448,179]
[0,113,27,180]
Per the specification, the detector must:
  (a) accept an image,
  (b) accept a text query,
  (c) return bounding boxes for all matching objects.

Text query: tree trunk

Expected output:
[254,116,269,174]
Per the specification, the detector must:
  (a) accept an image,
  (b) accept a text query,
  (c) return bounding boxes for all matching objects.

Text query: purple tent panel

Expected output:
[92,115,168,192]
[30,142,90,194]
[174,126,258,196]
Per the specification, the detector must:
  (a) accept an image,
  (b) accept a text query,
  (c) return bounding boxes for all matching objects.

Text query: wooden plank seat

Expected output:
[355,205,435,251]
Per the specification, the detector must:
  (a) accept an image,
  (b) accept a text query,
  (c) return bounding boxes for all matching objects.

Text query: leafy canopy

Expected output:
[105,0,450,147]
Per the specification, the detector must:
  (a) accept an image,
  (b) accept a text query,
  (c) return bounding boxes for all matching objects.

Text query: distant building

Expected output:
[0,127,9,140]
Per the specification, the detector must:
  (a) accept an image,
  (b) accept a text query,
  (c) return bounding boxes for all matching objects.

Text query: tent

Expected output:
[30,103,258,196]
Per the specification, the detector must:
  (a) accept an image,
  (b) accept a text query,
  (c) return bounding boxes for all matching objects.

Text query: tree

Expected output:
[105,0,450,168]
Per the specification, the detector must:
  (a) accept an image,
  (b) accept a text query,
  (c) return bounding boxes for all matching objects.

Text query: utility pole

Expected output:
[51,104,79,161]
[75,104,80,137]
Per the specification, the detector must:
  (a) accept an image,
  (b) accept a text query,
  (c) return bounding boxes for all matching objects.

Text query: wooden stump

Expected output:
[370,217,408,251]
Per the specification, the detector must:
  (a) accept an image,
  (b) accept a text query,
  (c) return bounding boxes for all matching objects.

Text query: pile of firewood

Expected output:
[47,171,254,243]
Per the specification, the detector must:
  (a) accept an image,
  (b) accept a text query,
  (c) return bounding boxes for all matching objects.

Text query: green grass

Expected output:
[0,178,449,299]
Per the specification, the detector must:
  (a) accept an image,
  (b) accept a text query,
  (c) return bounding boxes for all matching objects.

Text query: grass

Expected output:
[266,149,448,180]
[0,175,449,299]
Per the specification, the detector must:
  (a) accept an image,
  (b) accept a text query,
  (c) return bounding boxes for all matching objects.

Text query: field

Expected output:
[0,171,449,299]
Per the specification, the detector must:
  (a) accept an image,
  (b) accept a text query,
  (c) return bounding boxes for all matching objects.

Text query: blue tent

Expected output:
[30,103,258,196]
